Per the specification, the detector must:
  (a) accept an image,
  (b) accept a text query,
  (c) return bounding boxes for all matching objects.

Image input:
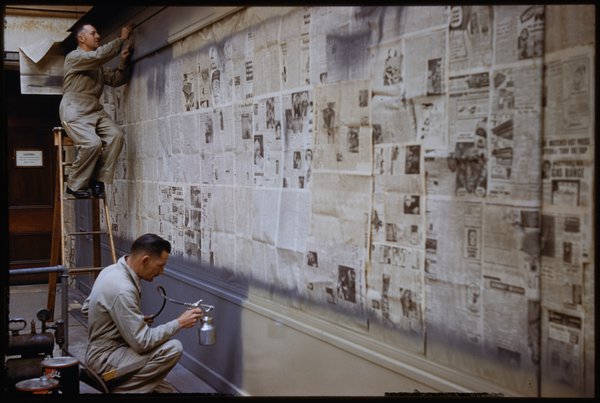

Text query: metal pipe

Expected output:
[61,273,69,355]
[9,265,66,276]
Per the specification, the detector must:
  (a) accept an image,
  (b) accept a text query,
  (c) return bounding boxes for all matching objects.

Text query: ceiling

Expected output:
[4,5,92,18]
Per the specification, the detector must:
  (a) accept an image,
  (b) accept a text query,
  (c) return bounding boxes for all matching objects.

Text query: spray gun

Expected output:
[154,286,216,345]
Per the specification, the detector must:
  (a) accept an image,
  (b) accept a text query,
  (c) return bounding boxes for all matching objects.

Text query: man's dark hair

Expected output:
[131,233,171,256]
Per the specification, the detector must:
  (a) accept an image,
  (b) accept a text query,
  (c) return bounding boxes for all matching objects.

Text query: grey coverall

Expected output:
[82,256,183,393]
[59,38,130,191]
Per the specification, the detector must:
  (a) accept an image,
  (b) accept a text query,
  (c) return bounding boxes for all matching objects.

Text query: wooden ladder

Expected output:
[47,126,117,320]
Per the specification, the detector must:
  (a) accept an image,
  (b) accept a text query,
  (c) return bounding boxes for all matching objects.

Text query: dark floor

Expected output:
[7,282,219,395]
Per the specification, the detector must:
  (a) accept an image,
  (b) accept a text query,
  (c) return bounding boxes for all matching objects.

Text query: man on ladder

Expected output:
[59,21,134,198]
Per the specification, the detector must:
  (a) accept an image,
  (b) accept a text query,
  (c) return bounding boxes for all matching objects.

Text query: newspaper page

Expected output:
[252,95,284,187]
[369,155,425,351]
[425,198,485,380]
[281,89,314,189]
[368,38,403,94]
[495,5,545,65]
[371,94,416,145]
[539,44,594,397]
[448,5,494,73]
[303,172,371,328]
[280,7,311,90]
[541,308,585,393]
[488,62,543,201]
[227,28,254,102]
[313,79,372,173]
[252,17,281,96]
[233,102,255,187]
[276,189,310,253]
[545,5,595,54]
[446,72,490,199]
[403,28,447,99]
[181,53,200,112]
[413,95,447,150]
[395,6,449,36]
[195,47,213,109]
[309,7,361,85]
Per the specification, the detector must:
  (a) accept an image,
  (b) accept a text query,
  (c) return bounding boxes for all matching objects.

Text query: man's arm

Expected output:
[103,27,135,87]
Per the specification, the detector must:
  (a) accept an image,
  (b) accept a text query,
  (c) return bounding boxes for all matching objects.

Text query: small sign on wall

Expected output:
[15,149,44,168]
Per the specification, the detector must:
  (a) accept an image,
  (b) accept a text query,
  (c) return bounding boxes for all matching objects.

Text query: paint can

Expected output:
[15,376,59,394]
[42,356,80,395]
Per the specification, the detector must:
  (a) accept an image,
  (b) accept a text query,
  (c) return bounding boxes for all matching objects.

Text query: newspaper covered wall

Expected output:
[100,5,594,396]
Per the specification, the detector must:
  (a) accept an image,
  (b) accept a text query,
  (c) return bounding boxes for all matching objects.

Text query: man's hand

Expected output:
[177,307,204,329]
[120,24,134,41]
[121,41,134,60]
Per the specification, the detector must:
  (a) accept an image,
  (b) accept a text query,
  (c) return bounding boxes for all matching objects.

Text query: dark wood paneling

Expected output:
[5,69,60,284]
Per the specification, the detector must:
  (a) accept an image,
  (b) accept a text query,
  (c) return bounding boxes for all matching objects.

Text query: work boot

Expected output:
[90,180,106,198]
[66,187,91,199]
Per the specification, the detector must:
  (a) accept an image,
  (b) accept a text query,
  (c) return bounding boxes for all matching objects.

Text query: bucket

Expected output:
[15,376,59,394]
[42,356,80,395]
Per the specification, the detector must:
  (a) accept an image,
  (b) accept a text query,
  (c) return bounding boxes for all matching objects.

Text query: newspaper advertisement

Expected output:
[280,7,311,90]
[495,5,544,65]
[314,79,372,173]
[403,28,446,99]
[541,136,593,211]
[542,309,584,391]
[281,89,313,189]
[448,5,494,72]
[544,46,593,138]
[488,63,543,201]
[446,72,490,199]
[541,212,590,313]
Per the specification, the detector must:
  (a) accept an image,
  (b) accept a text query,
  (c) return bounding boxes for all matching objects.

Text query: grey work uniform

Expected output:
[83,256,182,393]
[59,38,129,192]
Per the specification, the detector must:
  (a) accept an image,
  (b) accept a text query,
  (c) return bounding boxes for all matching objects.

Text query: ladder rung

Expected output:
[68,267,104,274]
[67,231,108,236]
[64,196,106,200]
[62,162,73,166]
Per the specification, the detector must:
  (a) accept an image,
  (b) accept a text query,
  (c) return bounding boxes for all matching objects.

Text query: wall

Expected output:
[86,5,594,397]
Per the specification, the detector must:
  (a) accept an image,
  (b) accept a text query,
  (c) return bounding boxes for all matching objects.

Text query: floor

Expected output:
[7,282,220,395]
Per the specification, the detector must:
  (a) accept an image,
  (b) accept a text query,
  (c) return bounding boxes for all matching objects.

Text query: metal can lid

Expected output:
[15,376,59,392]
[42,356,80,368]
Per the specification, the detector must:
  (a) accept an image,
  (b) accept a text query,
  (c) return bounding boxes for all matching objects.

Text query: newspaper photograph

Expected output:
[314,79,372,173]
